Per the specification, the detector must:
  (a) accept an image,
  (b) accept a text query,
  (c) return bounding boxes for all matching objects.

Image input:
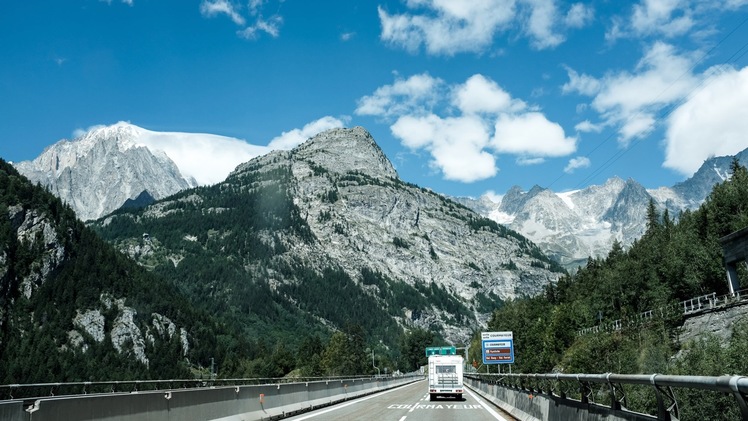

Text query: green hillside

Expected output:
[471,159,748,420]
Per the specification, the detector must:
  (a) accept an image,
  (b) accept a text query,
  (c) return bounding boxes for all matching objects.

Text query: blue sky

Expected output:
[3,1,748,199]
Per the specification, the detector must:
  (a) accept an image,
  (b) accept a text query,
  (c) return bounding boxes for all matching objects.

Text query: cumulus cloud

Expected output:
[491,112,577,156]
[564,156,591,173]
[355,73,444,118]
[524,0,565,49]
[630,0,693,38]
[391,114,496,182]
[378,0,589,55]
[452,74,526,114]
[378,2,515,55]
[562,66,601,96]
[358,73,575,183]
[574,120,603,133]
[99,0,133,5]
[564,42,699,144]
[664,65,748,176]
[267,116,347,150]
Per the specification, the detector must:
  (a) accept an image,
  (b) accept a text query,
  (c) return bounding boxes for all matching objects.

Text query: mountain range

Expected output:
[14,122,269,221]
[88,127,563,345]
[14,121,748,273]
[456,148,748,268]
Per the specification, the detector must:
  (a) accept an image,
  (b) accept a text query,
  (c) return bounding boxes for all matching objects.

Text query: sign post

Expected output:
[481,331,514,365]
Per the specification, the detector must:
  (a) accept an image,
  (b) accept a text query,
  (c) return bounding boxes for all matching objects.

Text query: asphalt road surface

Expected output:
[284,379,517,421]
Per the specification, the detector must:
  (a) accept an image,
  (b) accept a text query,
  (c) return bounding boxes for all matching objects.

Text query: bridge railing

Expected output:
[0,375,401,401]
[578,288,748,336]
[0,374,422,421]
[466,372,748,420]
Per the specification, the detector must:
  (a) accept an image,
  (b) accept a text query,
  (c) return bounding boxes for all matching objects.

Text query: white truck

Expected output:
[427,354,464,401]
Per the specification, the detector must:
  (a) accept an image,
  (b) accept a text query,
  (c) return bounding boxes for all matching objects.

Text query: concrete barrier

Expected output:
[0,400,25,421]
[9,376,420,421]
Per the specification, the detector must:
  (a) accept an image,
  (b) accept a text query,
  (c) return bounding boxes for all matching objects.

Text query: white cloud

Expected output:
[248,0,265,15]
[360,73,575,183]
[378,1,517,55]
[99,0,133,4]
[452,74,525,114]
[267,116,347,150]
[491,112,577,156]
[200,0,284,39]
[564,156,591,173]
[341,32,356,41]
[135,130,269,186]
[482,190,503,203]
[73,125,105,139]
[517,157,545,165]
[565,42,699,144]
[630,0,693,37]
[524,0,565,49]
[605,0,748,42]
[664,65,748,176]
[562,66,601,96]
[574,120,603,133]
[378,0,594,55]
[565,3,594,28]
[391,114,497,182]
[355,73,444,117]
[200,0,246,26]
[238,15,282,39]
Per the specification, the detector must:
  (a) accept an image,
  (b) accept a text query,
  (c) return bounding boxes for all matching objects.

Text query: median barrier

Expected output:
[7,375,420,421]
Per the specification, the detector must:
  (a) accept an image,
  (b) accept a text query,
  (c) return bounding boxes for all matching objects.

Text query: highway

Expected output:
[284,379,516,421]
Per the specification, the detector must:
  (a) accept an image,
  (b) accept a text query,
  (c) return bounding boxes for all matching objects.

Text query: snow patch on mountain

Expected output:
[459,149,748,269]
[14,122,271,220]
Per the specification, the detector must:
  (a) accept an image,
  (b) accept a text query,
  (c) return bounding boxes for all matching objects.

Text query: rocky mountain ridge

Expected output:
[458,148,748,268]
[0,161,211,382]
[16,122,748,272]
[14,123,194,221]
[94,127,564,344]
[13,122,270,221]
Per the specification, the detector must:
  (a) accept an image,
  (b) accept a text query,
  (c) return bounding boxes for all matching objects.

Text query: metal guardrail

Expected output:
[467,372,748,420]
[0,375,398,401]
[1,374,423,421]
[578,288,748,336]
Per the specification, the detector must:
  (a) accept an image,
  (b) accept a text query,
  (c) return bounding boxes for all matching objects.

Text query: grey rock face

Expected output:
[6,206,66,298]
[679,304,748,346]
[226,127,562,343]
[459,147,748,269]
[74,309,106,343]
[14,123,193,221]
[65,296,190,361]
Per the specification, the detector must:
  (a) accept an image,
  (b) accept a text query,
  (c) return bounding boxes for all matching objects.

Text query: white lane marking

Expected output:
[398,417,407,421]
[291,381,421,420]
[408,394,427,412]
[465,388,510,421]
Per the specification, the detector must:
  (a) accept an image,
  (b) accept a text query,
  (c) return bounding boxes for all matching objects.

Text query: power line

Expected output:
[546,15,748,191]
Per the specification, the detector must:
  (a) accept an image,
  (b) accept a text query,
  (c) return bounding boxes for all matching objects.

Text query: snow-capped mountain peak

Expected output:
[14,122,271,220]
[458,149,748,269]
